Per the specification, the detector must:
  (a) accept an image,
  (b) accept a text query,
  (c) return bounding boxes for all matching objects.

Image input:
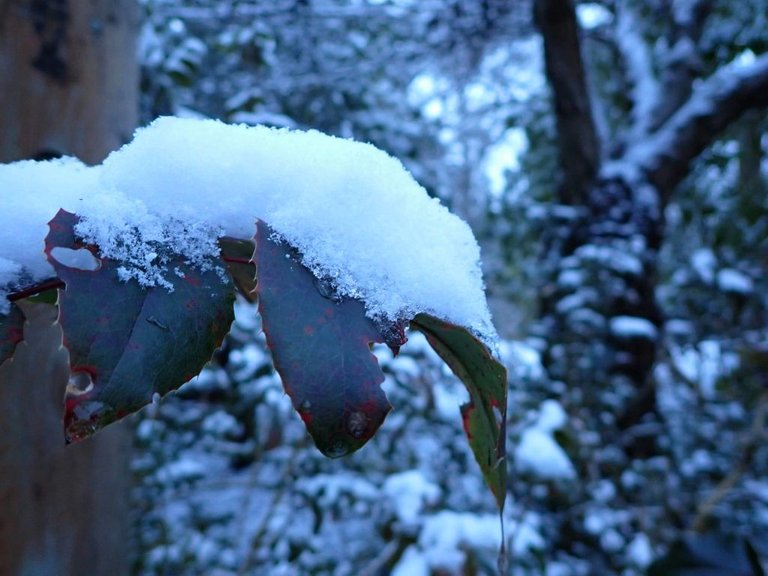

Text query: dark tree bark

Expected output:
[0,2,139,575]
[533,0,600,205]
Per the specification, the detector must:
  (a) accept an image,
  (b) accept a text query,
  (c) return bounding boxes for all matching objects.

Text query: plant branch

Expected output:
[691,389,768,533]
[221,255,252,265]
[649,0,711,130]
[616,52,768,199]
[615,0,659,138]
[6,278,64,302]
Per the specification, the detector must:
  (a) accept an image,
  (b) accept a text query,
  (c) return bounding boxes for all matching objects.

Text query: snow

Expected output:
[391,548,429,576]
[716,268,754,294]
[577,3,613,30]
[691,248,716,283]
[0,117,496,343]
[616,2,660,137]
[515,400,576,481]
[382,470,441,529]
[610,316,658,340]
[538,399,568,432]
[626,533,653,567]
[671,340,740,398]
[500,340,545,381]
[605,52,768,184]
[393,510,544,574]
[574,244,643,276]
[484,127,527,196]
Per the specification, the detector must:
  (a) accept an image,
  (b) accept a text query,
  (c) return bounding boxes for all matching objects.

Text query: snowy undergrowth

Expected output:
[131,301,543,576]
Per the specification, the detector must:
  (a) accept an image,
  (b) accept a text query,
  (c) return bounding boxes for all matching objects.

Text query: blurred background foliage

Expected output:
[130,1,768,574]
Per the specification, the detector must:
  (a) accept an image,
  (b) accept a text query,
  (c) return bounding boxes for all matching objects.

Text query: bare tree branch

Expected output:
[533,0,600,205]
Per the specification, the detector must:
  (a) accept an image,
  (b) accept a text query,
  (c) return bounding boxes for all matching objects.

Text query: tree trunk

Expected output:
[533,0,768,459]
[0,0,138,163]
[0,2,139,575]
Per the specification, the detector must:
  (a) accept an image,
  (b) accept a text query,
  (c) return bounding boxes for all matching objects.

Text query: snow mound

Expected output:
[0,117,496,343]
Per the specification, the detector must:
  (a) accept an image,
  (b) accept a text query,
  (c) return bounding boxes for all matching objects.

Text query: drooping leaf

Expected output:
[411,313,508,509]
[254,220,390,458]
[647,532,765,576]
[45,210,235,443]
[219,236,257,301]
[0,304,25,365]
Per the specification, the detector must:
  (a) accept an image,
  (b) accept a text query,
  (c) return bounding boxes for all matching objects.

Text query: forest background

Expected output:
[1,0,768,575]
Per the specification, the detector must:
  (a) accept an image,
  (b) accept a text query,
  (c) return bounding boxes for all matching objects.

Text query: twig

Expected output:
[691,389,768,532]
[221,256,252,265]
[7,278,64,301]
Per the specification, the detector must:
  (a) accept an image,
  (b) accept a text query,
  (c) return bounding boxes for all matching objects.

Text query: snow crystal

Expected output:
[0,117,496,344]
[609,316,658,340]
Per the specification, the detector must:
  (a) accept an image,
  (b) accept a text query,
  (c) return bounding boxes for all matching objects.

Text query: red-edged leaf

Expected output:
[411,313,507,509]
[255,220,390,458]
[45,210,235,443]
[0,304,25,365]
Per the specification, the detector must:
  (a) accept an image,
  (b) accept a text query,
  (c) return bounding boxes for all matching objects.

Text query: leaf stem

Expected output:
[7,278,65,302]
[221,255,253,265]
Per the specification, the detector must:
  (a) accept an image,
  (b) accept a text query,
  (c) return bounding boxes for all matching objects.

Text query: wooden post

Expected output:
[0,2,139,574]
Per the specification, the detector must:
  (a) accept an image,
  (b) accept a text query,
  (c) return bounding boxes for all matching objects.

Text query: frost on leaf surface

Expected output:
[46,210,235,443]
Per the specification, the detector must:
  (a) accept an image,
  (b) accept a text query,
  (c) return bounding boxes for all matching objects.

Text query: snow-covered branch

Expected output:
[615,1,660,138]
[649,0,711,130]
[612,52,768,198]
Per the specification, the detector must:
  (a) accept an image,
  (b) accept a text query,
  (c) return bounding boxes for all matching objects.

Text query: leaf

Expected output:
[45,210,235,443]
[254,220,390,458]
[0,304,25,365]
[647,533,765,576]
[411,313,508,509]
[219,236,257,301]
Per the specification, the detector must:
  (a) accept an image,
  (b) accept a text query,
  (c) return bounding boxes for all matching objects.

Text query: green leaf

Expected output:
[0,304,25,365]
[255,220,390,458]
[411,313,508,509]
[647,533,765,576]
[45,210,235,443]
